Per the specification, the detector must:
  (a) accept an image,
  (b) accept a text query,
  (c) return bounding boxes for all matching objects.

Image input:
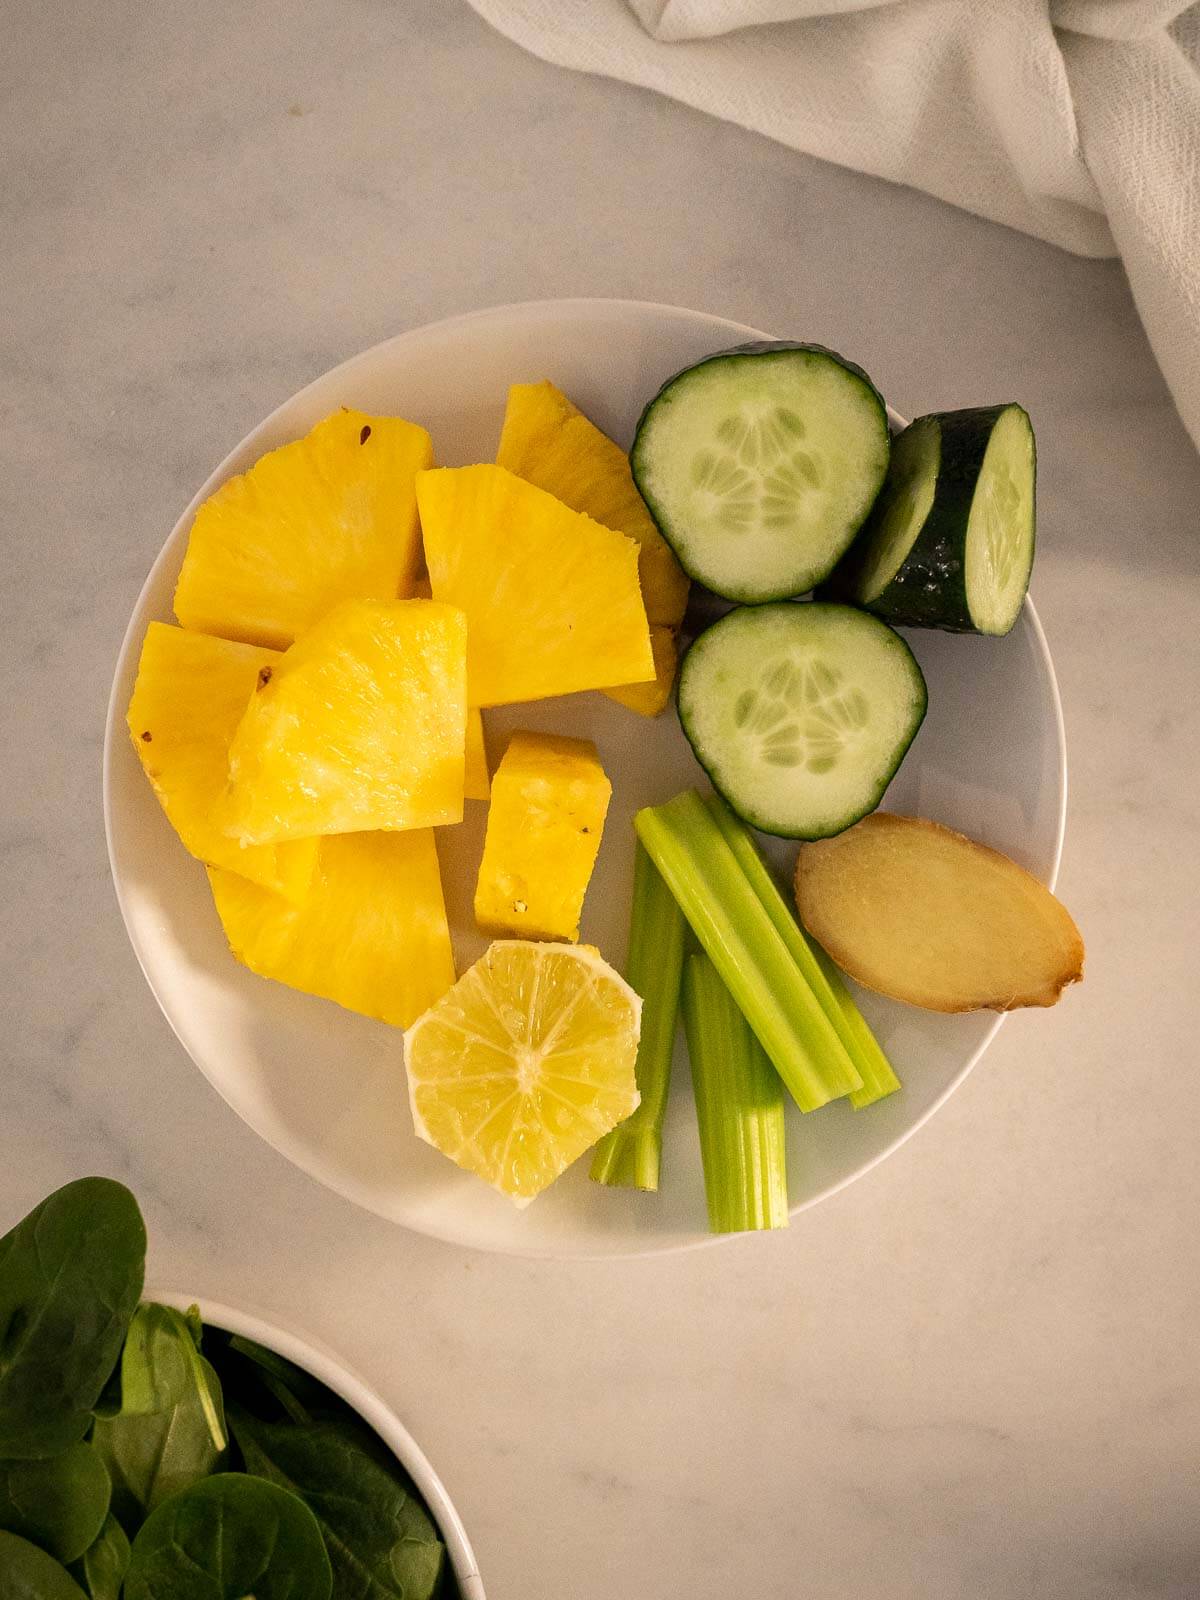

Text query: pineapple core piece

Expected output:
[496,380,689,629]
[209,829,454,1028]
[126,622,316,901]
[175,408,433,650]
[603,625,678,718]
[416,465,654,708]
[220,599,467,845]
[474,732,612,942]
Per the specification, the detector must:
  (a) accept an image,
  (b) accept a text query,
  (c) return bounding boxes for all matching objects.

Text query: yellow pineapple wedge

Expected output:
[496,381,689,628]
[209,829,454,1027]
[417,465,654,708]
[220,599,467,845]
[464,708,490,801]
[126,623,316,901]
[175,409,433,650]
[603,624,678,718]
[475,732,611,942]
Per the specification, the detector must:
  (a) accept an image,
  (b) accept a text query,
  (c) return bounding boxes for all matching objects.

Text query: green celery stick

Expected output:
[681,951,789,1232]
[809,942,901,1108]
[591,841,687,1191]
[635,792,861,1112]
[703,794,901,1108]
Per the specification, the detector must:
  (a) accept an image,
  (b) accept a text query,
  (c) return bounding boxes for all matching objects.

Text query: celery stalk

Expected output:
[635,792,861,1111]
[809,943,901,1108]
[681,951,789,1232]
[703,794,901,1108]
[590,841,686,1190]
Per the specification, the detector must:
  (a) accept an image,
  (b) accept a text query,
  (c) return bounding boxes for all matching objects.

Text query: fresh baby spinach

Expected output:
[0,1441,112,1564]
[0,1179,456,1599]
[0,1178,145,1459]
[123,1474,332,1600]
[232,1410,446,1600]
[69,1515,130,1600]
[0,1529,89,1598]
[91,1304,227,1530]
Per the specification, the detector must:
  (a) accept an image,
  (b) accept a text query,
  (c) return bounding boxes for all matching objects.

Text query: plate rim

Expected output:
[103,296,1068,1259]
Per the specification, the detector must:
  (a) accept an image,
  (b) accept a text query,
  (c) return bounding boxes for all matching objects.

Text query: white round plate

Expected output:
[105,299,1066,1259]
[151,1290,484,1598]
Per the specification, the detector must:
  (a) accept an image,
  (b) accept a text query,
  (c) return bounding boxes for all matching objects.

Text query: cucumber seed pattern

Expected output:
[732,656,870,772]
[691,407,825,534]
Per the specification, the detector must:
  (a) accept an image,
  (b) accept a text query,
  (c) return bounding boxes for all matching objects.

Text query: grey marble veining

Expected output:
[3,3,1200,1597]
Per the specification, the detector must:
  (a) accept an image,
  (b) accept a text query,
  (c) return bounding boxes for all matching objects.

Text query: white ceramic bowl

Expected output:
[105,299,1066,1258]
[152,1290,484,1598]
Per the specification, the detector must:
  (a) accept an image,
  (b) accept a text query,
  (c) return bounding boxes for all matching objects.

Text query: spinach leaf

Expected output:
[124,1473,332,1600]
[204,1331,360,1433]
[225,1334,332,1412]
[68,1514,129,1600]
[233,1409,446,1600]
[182,1304,205,1349]
[0,1178,145,1459]
[0,1441,111,1564]
[91,1303,227,1530]
[0,1529,89,1598]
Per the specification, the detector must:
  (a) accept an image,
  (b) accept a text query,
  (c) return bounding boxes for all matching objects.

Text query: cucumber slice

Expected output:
[834,403,1036,636]
[631,343,890,602]
[678,603,927,839]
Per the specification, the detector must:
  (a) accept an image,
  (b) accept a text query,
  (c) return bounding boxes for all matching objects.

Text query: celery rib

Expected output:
[703,794,901,1108]
[590,841,686,1191]
[681,951,788,1232]
[635,792,861,1112]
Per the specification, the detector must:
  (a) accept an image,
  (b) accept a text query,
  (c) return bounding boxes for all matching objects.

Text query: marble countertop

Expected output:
[5,4,1199,1597]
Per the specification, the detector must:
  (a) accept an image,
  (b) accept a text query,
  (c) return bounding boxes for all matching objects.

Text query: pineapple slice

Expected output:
[474,732,612,941]
[464,708,490,801]
[604,624,678,718]
[126,623,316,900]
[209,829,454,1027]
[417,465,654,708]
[175,409,433,650]
[221,599,467,845]
[496,380,689,628]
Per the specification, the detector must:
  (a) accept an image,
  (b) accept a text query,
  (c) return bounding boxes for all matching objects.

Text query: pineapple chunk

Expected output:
[604,624,678,718]
[126,623,316,900]
[474,732,612,941]
[175,409,433,650]
[209,829,454,1027]
[496,380,689,628]
[465,708,490,801]
[221,599,467,845]
[417,465,654,707]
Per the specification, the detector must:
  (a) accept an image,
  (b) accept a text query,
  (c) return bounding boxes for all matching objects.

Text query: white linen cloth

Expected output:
[464,0,1200,451]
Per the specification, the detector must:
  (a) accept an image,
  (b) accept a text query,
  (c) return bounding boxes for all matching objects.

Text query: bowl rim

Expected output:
[104,297,1068,1258]
[148,1287,485,1597]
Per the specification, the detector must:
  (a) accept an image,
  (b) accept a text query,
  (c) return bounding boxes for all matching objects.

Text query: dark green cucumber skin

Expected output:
[677,602,928,841]
[827,403,1035,635]
[631,342,891,601]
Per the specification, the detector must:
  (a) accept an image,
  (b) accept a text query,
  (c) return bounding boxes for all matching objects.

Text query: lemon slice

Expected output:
[404,941,642,1206]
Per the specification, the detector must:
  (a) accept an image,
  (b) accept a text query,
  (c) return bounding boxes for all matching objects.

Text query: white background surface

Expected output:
[4,4,1199,1597]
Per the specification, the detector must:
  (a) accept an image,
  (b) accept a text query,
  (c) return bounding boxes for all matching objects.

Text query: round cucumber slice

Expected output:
[631,343,890,602]
[831,403,1036,636]
[678,603,927,839]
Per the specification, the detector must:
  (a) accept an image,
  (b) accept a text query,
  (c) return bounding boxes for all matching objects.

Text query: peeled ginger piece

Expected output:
[794,813,1083,1013]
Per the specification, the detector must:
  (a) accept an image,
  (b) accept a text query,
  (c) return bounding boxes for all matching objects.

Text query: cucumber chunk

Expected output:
[631,343,890,602]
[834,403,1035,636]
[678,603,927,839]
